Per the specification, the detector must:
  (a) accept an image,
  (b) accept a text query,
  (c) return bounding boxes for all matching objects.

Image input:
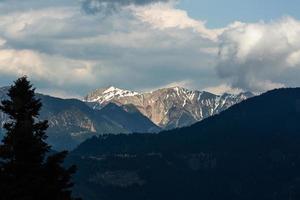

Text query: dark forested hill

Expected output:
[70,88,300,200]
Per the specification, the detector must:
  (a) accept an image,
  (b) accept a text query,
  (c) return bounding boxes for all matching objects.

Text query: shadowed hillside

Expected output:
[70,88,300,200]
[0,88,160,150]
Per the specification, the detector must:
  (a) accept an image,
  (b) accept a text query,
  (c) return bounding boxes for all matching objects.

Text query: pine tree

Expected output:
[0,77,80,200]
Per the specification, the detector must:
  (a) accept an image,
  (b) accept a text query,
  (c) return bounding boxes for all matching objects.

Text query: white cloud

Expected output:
[203,84,244,95]
[287,50,300,67]
[131,3,221,41]
[37,88,83,99]
[0,49,97,87]
[143,80,194,92]
[0,7,75,40]
[217,17,300,92]
[0,3,218,96]
[1,0,300,97]
[199,47,219,55]
[0,37,5,46]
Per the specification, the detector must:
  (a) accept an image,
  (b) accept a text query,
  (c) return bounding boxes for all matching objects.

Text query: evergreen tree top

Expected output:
[0,77,80,200]
[1,76,42,119]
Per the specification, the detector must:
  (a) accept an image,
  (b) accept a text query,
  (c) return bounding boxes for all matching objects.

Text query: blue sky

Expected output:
[178,0,300,28]
[0,0,300,98]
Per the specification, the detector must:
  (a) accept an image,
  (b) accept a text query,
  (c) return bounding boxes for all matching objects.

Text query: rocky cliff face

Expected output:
[84,86,254,129]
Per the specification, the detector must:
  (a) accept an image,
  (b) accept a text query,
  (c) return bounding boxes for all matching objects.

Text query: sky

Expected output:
[0,0,300,98]
[178,0,300,28]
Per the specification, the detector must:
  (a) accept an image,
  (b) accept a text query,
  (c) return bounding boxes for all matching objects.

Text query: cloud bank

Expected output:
[132,3,221,41]
[0,1,218,97]
[217,17,300,92]
[0,0,300,98]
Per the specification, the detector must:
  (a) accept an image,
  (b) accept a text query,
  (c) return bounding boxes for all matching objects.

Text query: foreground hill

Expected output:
[84,86,253,129]
[70,88,300,200]
[0,87,160,150]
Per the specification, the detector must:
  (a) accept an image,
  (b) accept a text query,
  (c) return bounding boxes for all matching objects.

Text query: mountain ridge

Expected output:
[84,86,254,129]
[0,87,160,150]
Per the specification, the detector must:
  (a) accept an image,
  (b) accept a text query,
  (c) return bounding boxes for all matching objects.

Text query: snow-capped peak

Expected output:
[103,86,120,94]
[84,86,139,103]
[102,86,139,98]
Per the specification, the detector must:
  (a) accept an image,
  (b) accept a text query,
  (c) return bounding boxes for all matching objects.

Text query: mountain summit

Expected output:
[84,86,254,129]
[84,86,139,104]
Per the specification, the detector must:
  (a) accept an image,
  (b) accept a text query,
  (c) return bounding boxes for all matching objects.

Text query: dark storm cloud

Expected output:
[82,0,171,14]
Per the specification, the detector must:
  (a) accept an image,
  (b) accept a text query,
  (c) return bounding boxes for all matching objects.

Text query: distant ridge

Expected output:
[84,86,254,129]
[0,87,159,150]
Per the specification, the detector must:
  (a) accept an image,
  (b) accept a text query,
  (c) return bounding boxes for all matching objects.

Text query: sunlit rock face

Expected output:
[84,86,254,129]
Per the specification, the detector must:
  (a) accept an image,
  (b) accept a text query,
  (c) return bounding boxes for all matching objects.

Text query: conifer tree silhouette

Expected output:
[0,77,80,200]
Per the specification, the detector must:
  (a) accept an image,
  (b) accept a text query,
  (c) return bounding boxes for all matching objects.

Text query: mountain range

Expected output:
[84,86,254,129]
[0,87,159,150]
[1,83,299,200]
[0,86,253,150]
[69,88,300,200]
